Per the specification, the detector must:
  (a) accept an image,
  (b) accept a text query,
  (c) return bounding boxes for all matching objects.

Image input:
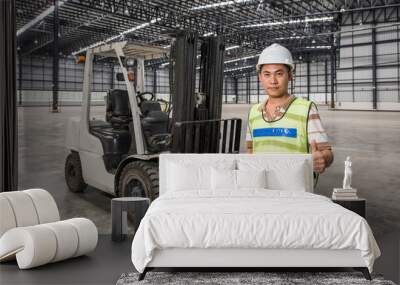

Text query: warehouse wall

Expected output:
[229,26,400,110]
[336,23,400,110]
[18,24,399,110]
[17,54,333,107]
[16,56,170,106]
[230,59,332,105]
[293,60,332,104]
[223,76,237,103]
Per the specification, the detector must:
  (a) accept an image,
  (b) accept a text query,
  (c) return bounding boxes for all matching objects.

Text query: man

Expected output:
[246,43,333,174]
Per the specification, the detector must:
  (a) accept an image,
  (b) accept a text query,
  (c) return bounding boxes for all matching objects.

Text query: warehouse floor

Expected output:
[14,104,400,283]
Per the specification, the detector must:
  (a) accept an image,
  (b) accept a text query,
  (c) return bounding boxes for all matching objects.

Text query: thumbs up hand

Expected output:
[311,140,326,173]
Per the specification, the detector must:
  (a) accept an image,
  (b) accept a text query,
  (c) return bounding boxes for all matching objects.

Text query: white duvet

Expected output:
[131,190,380,273]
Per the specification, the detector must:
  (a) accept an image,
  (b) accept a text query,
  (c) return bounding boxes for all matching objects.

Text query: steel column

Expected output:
[0,0,18,192]
[325,59,328,105]
[110,64,114,89]
[18,52,22,105]
[153,68,157,96]
[52,0,59,112]
[224,77,227,104]
[246,74,250,104]
[372,23,377,110]
[294,63,297,95]
[398,24,400,103]
[290,71,293,95]
[306,57,310,101]
[330,44,336,109]
[257,74,260,103]
[351,12,354,103]
[234,77,238,104]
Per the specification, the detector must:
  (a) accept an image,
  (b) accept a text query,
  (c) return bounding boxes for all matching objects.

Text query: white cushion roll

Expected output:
[0,189,98,269]
[1,192,39,227]
[0,226,57,269]
[42,221,79,262]
[0,196,17,237]
[23,189,60,223]
[0,219,98,269]
[64,218,98,257]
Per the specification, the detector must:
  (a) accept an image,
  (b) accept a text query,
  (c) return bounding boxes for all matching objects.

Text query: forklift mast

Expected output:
[170,32,241,154]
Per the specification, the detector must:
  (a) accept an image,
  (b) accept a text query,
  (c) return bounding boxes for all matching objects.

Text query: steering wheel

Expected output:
[157,98,170,113]
[136,92,155,105]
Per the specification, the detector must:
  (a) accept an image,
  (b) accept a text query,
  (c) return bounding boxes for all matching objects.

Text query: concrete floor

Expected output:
[1,235,398,285]
[0,235,133,285]
[14,104,400,283]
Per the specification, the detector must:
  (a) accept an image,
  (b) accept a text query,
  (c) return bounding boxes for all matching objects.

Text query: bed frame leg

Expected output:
[138,268,148,281]
[354,267,371,280]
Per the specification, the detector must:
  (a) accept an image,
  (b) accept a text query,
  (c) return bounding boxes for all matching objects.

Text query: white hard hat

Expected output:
[256,43,294,72]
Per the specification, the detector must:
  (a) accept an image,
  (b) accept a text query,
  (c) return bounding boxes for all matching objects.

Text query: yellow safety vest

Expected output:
[248,97,312,153]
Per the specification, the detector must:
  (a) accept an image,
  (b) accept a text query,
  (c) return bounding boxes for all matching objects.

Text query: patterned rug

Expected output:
[116,271,396,285]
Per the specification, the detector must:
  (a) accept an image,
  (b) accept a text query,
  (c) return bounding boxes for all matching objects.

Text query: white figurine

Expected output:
[342,156,352,189]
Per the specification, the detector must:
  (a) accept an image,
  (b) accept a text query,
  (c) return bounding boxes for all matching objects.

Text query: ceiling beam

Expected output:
[17,1,65,37]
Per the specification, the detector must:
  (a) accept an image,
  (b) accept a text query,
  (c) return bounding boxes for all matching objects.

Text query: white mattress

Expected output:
[131,190,380,273]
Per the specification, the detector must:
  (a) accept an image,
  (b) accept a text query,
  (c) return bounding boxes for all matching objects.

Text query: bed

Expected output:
[131,153,381,280]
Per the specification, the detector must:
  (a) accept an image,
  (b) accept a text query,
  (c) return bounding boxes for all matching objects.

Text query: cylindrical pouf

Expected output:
[42,221,79,262]
[23,189,60,223]
[0,191,39,227]
[0,218,98,269]
[0,189,60,236]
[64,218,98,257]
[0,225,57,269]
[0,196,17,237]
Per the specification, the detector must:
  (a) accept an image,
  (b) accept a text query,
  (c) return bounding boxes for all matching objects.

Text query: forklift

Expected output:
[64,34,241,200]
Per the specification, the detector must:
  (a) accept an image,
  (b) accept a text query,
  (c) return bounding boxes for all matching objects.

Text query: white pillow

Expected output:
[236,169,267,189]
[266,161,307,191]
[211,168,237,190]
[237,158,309,192]
[167,160,235,192]
[167,163,209,191]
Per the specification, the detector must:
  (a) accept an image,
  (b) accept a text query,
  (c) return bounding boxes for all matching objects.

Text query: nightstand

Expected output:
[111,197,150,242]
[332,198,366,218]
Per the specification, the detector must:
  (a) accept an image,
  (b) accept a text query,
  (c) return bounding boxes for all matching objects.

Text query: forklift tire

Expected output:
[118,161,159,201]
[65,152,87,193]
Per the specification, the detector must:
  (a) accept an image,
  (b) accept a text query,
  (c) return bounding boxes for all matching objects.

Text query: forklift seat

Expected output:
[141,101,168,133]
[140,101,170,153]
[103,89,170,154]
[106,89,132,128]
[140,101,162,116]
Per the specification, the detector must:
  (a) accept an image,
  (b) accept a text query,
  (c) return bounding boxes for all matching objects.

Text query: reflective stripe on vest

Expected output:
[248,97,312,153]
